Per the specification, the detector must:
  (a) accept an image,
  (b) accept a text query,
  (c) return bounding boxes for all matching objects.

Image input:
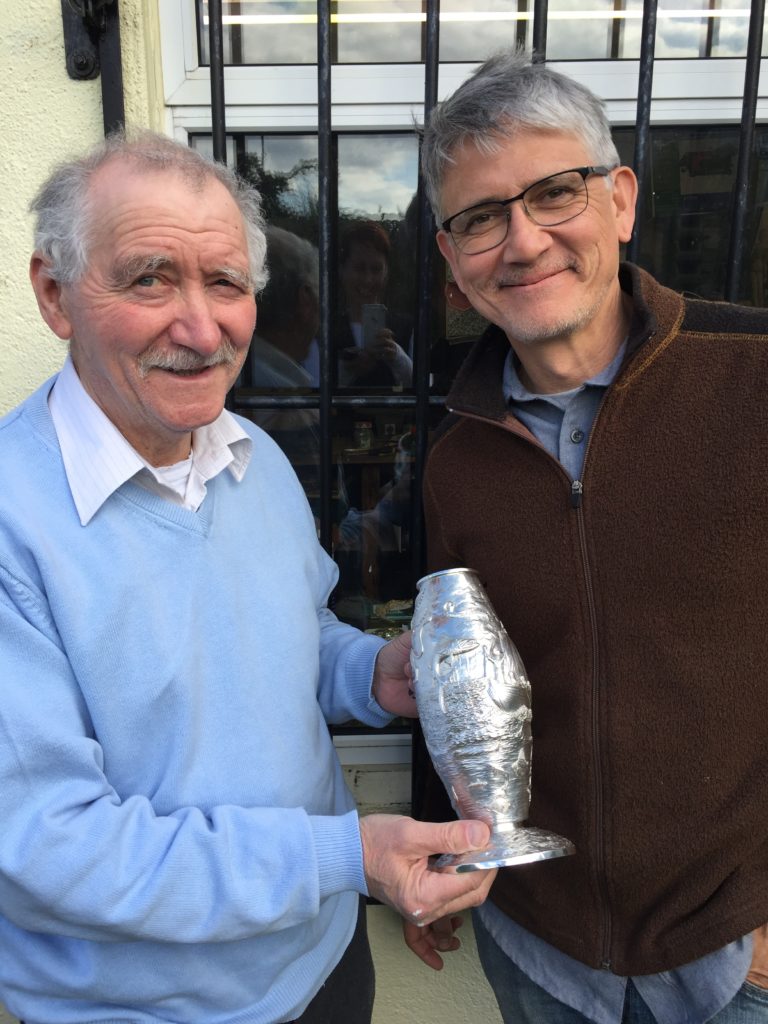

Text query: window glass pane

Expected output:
[240,135,319,232]
[707,0,753,56]
[626,125,768,304]
[332,407,416,631]
[547,0,629,60]
[545,0,757,59]
[439,0,528,62]
[336,0,422,62]
[335,135,419,391]
[198,0,317,65]
[196,0,766,62]
[655,0,749,58]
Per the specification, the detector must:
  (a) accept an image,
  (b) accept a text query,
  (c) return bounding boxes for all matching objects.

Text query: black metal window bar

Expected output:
[61,0,767,307]
[206,0,446,606]
[193,0,767,573]
[63,0,766,769]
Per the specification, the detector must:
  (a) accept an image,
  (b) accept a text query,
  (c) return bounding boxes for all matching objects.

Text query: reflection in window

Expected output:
[546,0,640,59]
[192,131,420,393]
[332,409,419,631]
[197,0,317,64]
[336,135,419,390]
[615,125,768,303]
[439,0,527,62]
[335,0,422,62]
[196,0,765,63]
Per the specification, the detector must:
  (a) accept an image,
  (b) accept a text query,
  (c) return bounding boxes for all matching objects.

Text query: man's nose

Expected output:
[498,201,551,262]
[168,289,222,353]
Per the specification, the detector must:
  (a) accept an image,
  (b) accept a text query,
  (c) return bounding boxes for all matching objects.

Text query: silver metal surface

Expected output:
[411,568,575,872]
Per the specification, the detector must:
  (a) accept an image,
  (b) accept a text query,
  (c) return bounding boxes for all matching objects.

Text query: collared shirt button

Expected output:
[570,428,585,444]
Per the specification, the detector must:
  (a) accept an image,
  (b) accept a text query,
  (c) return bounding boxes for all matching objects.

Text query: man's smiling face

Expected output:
[38,159,257,466]
[436,128,636,353]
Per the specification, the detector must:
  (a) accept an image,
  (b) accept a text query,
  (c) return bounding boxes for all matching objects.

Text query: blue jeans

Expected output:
[474,913,768,1024]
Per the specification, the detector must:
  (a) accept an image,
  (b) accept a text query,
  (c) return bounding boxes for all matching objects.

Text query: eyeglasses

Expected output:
[441,166,614,256]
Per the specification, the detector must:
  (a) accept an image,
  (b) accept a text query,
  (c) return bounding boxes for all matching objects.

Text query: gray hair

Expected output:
[421,48,621,221]
[29,129,268,291]
[257,226,319,332]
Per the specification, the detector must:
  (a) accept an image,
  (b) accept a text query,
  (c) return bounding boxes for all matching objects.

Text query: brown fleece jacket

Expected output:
[421,263,768,976]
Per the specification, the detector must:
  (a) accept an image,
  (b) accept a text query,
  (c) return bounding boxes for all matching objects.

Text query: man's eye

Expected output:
[213,277,247,291]
[134,275,160,287]
[535,185,577,205]
[463,209,501,234]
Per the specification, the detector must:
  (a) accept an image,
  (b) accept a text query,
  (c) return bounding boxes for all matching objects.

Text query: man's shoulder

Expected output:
[681,292,768,340]
[0,402,25,436]
[230,410,284,454]
[629,263,768,355]
[230,412,313,491]
[0,378,59,457]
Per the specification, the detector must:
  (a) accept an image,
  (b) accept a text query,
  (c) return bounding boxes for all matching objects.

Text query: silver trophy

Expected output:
[411,568,575,872]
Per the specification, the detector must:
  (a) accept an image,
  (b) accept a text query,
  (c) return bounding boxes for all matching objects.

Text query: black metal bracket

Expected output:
[61,0,116,80]
[61,0,125,135]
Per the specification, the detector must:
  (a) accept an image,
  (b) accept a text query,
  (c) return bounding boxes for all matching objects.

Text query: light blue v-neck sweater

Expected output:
[0,378,391,1023]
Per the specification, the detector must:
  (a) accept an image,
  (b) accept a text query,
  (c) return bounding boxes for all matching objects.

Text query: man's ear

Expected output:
[436,229,466,292]
[29,254,74,340]
[611,166,639,245]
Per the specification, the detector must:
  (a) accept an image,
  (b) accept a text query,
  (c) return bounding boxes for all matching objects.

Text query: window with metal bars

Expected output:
[196,0,768,64]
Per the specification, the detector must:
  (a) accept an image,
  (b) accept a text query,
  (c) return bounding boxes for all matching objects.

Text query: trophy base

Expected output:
[430,825,575,873]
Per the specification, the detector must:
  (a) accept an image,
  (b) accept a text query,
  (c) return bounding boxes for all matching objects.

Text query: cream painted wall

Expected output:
[0,5,502,1021]
[0,0,161,416]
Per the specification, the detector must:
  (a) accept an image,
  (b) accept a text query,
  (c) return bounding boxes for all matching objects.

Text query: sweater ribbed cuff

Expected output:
[343,634,395,729]
[310,809,368,899]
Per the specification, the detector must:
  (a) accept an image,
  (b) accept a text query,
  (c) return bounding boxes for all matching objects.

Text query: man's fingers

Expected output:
[403,920,461,971]
[419,868,498,926]
[431,914,464,950]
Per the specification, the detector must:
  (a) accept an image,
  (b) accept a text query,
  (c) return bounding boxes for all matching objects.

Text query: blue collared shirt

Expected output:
[485,344,752,1024]
[502,342,627,482]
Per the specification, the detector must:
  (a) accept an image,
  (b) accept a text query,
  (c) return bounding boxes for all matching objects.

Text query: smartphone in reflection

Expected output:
[361,303,387,348]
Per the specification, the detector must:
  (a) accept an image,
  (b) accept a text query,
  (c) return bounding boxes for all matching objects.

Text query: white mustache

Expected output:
[137,339,239,377]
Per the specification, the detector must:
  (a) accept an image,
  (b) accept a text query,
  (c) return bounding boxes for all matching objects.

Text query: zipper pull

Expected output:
[571,480,583,508]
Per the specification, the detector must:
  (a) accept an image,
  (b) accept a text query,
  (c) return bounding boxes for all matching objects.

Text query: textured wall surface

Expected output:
[0,0,158,415]
[370,904,503,1024]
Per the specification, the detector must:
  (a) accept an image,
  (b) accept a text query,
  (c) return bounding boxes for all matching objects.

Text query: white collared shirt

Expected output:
[49,355,252,525]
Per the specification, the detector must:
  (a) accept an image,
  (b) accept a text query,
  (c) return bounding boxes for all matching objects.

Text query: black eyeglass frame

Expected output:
[441,165,615,254]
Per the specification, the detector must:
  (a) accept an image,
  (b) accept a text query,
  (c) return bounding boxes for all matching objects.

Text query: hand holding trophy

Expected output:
[410,568,575,872]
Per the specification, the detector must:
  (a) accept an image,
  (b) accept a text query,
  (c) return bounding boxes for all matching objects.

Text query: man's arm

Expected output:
[0,575,370,944]
[0,569,494,944]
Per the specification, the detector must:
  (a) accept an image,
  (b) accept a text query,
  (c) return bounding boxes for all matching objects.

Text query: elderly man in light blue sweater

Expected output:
[0,132,495,1024]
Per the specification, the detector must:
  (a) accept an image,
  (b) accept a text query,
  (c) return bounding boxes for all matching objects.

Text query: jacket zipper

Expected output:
[448,407,615,969]
[444,321,659,972]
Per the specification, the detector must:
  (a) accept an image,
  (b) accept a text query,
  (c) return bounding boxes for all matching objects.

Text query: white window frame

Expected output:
[161,0,768,141]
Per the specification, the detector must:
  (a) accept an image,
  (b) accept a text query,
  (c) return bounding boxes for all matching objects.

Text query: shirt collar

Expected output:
[503,340,627,405]
[49,355,251,525]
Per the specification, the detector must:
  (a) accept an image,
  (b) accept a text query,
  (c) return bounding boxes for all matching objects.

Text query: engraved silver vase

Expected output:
[411,568,575,872]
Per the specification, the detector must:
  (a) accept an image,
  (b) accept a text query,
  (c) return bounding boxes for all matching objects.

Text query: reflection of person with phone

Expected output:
[336,221,413,387]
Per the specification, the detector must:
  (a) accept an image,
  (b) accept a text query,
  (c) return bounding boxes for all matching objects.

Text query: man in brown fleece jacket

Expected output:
[405,48,768,1024]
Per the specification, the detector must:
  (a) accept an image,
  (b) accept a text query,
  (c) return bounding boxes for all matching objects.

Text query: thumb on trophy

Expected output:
[438,819,491,853]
